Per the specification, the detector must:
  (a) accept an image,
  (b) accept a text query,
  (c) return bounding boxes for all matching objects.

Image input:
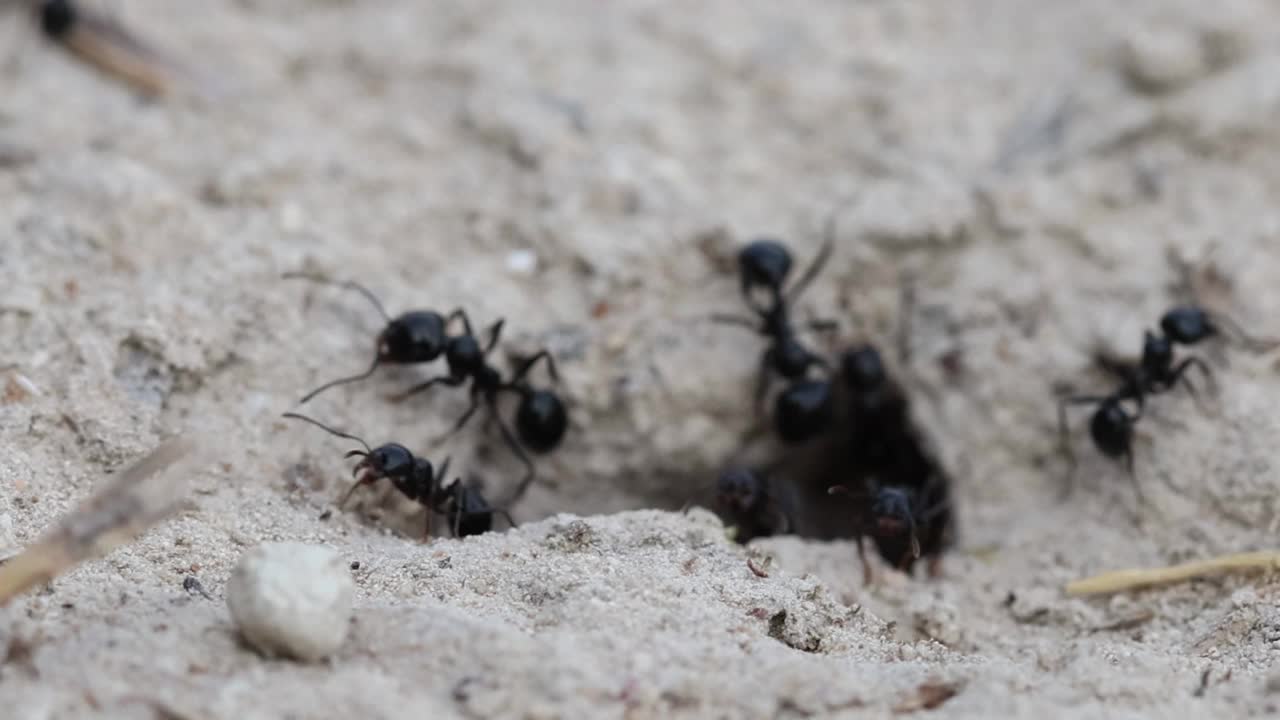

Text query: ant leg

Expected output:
[386,374,465,403]
[444,308,475,337]
[337,478,371,509]
[423,510,435,541]
[494,407,539,505]
[710,313,762,330]
[435,395,483,442]
[1055,396,1106,500]
[1169,356,1217,416]
[753,351,772,411]
[897,274,917,365]
[1124,448,1145,505]
[508,350,559,386]
[770,501,792,535]
[1169,357,1215,393]
[491,505,517,529]
[483,319,506,355]
[856,536,874,585]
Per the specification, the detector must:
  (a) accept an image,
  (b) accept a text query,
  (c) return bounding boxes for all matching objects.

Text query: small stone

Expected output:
[506,249,539,275]
[227,542,354,662]
[1120,26,1206,95]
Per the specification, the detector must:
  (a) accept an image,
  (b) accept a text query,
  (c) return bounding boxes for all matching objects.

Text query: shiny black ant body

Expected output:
[283,412,511,538]
[283,273,456,404]
[715,467,792,543]
[387,311,567,504]
[829,475,952,583]
[713,233,836,407]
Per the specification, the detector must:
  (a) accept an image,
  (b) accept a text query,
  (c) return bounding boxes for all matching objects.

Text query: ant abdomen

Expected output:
[517,390,568,453]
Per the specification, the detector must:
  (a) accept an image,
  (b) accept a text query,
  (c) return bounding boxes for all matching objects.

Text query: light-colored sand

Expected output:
[3,0,1280,717]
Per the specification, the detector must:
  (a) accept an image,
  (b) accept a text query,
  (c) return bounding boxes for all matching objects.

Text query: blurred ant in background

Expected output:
[14,0,194,96]
[715,467,793,543]
[283,412,512,538]
[712,224,837,410]
[829,474,952,583]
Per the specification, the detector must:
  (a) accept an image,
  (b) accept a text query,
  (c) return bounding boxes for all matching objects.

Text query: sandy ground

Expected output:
[4,0,1280,717]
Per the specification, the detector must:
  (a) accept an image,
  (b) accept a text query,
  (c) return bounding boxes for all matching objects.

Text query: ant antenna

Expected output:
[282,412,372,453]
[1206,309,1280,352]
[784,215,836,304]
[282,272,392,322]
[298,357,381,405]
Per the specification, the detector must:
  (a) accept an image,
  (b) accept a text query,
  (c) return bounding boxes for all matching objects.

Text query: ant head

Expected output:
[351,442,417,484]
[739,239,793,296]
[1160,306,1214,345]
[716,468,764,512]
[870,486,915,537]
[40,0,76,38]
[377,311,448,364]
[840,344,885,391]
[515,389,568,453]
[773,379,833,444]
[445,333,485,376]
[1140,330,1174,375]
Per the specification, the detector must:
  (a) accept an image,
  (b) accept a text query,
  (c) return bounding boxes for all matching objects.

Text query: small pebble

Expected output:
[1120,26,1206,95]
[227,542,354,662]
[506,249,539,275]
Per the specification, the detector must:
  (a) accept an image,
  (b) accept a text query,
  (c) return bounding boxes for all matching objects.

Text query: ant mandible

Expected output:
[283,272,459,404]
[386,311,567,504]
[283,412,512,538]
[712,224,837,407]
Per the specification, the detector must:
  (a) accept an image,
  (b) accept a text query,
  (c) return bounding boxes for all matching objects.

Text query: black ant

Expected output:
[386,311,567,504]
[715,467,792,543]
[829,477,952,583]
[712,230,837,407]
[283,272,459,404]
[1061,304,1255,499]
[282,412,512,538]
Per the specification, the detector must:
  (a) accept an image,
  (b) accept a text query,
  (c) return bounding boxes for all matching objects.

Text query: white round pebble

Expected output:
[506,248,539,275]
[1120,25,1206,95]
[226,542,355,662]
